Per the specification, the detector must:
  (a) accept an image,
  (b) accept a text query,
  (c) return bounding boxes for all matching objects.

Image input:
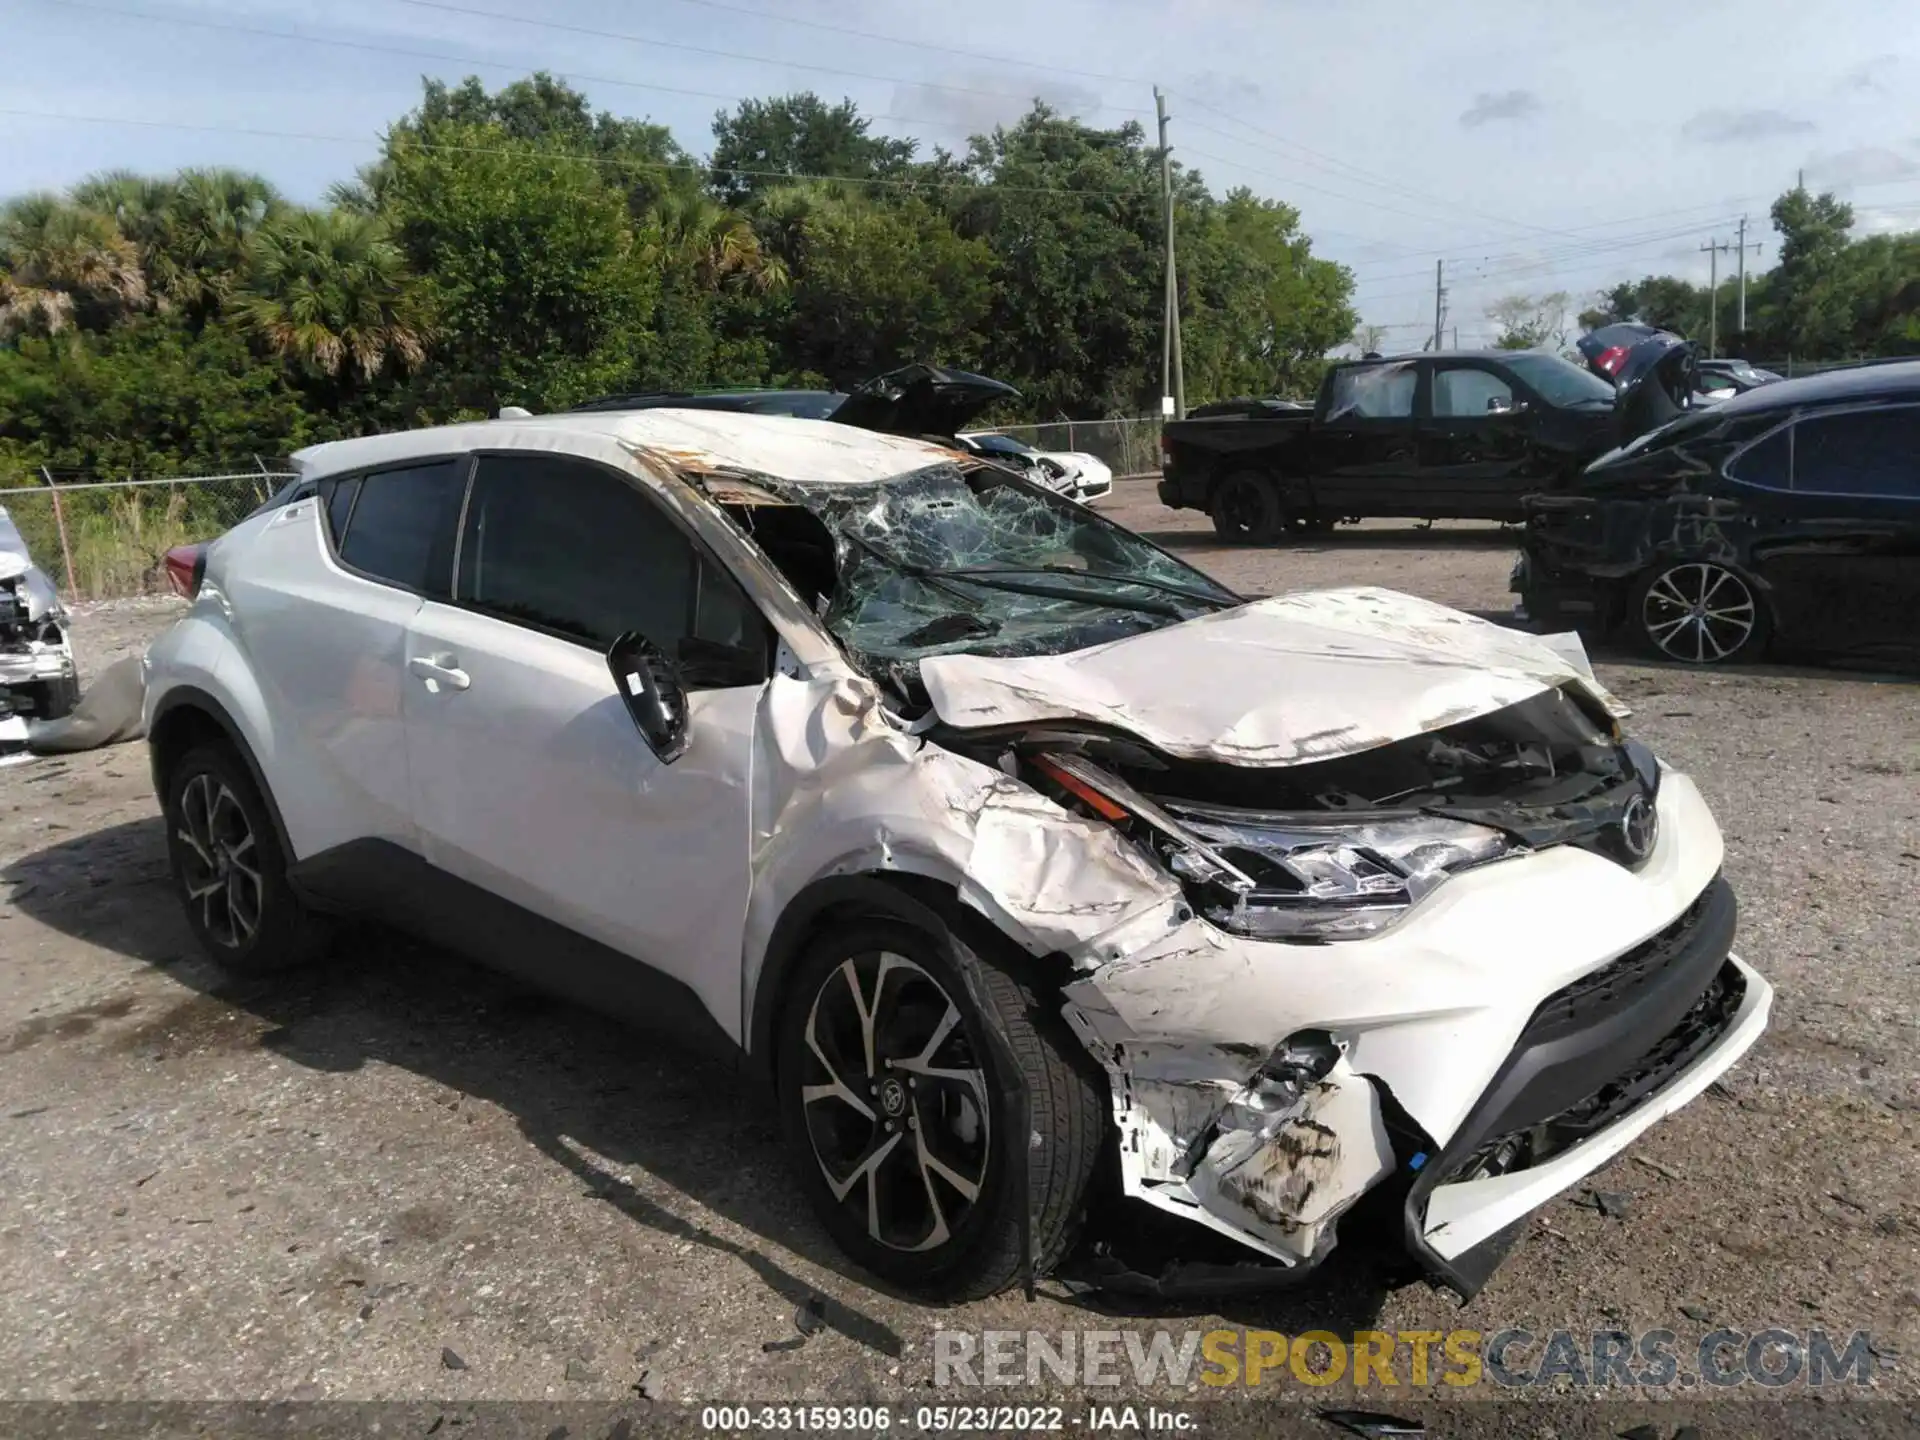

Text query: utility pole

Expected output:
[1433,259,1447,352]
[1733,215,1762,339]
[1699,237,1730,357]
[1154,87,1185,419]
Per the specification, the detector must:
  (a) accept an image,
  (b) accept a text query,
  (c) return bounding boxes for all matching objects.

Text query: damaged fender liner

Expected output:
[1399,875,1738,1298]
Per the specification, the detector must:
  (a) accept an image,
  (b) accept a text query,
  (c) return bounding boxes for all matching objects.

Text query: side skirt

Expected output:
[288,838,742,1069]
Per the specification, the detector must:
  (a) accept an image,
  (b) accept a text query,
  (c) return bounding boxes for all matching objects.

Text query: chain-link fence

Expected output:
[0,472,292,601]
[965,416,1164,480]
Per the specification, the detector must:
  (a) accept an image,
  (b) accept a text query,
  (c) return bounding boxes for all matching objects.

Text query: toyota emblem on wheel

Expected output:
[1619,793,1659,862]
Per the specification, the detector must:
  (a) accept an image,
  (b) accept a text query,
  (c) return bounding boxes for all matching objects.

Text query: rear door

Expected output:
[400,449,772,1038]
[1744,404,1920,661]
[1311,361,1420,517]
[226,458,466,857]
[1417,360,1537,519]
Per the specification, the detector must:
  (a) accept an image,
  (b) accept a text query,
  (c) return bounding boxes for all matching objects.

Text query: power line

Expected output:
[376,0,1154,113]
[0,106,1161,198]
[1349,219,1733,287]
[1179,143,1523,234]
[21,0,1146,155]
[649,0,1152,87]
[1172,92,1563,242]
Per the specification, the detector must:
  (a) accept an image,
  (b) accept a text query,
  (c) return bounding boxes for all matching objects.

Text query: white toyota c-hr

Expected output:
[143,409,1770,1299]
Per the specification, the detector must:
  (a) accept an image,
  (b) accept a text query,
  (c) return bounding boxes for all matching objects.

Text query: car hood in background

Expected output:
[831,364,1020,439]
[917,586,1625,766]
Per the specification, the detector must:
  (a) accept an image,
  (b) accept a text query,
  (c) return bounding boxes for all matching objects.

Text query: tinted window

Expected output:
[335,461,464,596]
[1790,408,1920,498]
[457,453,765,675]
[1326,363,1416,419]
[1727,426,1791,489]
[1433,367,1514,418]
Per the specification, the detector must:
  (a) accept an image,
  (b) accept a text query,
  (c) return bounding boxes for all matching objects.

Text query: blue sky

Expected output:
[4,0,1918,346]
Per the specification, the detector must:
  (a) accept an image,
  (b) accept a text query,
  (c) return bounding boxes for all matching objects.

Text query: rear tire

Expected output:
[163,743,329,973]
[1209,471,1286,543]
[775,915,1103,1300]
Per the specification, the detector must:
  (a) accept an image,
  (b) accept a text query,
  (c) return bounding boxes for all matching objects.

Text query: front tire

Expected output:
[163,743,329,973]
[775,917,1103,1299]
[1209,471,1286,542]
[1630,560,1771,665]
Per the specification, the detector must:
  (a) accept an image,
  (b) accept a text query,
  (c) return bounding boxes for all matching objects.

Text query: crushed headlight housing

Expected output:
[1034,753,1517,941]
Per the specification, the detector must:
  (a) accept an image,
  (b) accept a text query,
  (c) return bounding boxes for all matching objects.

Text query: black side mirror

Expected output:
[606,631,689,764]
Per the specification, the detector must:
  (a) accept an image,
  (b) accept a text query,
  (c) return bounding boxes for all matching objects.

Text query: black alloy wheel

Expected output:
[798,951,992,1255]
[775,917,1102,1298]
[164,743,329,972]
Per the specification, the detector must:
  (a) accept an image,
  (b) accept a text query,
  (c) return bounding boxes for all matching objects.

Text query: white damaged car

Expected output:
[1,500,80,758]
[142,410,1771,1299]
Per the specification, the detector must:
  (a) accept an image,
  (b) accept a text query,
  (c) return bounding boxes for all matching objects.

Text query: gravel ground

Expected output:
[2,484,1916,1424]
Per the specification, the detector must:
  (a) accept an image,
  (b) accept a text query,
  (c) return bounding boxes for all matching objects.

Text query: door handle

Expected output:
[408,654,471,692]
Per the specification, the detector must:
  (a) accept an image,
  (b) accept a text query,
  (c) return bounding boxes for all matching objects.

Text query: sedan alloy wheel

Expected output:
[1638,561,1763,664]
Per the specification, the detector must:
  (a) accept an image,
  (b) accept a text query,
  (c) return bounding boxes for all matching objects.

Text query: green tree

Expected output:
[948,106,1164,416]
[0,194,149,336]
[1183,188,1355,399]
[750,182,990,383]
[0,314,318,477]
[233,208,427,384]
[379,117,656,412]
[710,94,917,207]
[1486,291,1572,350]
[78,168,284,325]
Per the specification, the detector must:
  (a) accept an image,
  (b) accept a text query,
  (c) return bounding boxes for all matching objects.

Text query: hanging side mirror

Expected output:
[606,631,689,764]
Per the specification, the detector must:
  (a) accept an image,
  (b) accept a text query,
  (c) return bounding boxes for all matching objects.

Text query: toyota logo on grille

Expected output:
[1618,793,1658,862]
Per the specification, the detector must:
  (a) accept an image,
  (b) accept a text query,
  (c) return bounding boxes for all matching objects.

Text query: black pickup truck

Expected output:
[1157,350,1626,540]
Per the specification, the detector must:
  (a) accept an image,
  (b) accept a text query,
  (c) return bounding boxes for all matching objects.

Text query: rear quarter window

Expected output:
[333,460,466,597]
[1789,407,1920,498]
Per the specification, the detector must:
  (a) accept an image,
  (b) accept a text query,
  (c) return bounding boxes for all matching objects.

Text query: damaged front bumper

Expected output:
[1057,770,1771,1296]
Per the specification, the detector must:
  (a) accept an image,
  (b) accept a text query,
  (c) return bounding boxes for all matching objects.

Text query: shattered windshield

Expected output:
[729,463,1239,684]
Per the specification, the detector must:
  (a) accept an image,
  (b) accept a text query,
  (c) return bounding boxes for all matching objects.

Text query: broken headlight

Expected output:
[1034,753,1517,941]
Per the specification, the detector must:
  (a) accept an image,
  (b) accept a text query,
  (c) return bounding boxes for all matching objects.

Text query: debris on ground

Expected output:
[441,1347,469,1371]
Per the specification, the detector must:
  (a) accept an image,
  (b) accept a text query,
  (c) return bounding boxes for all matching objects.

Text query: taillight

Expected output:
[1595,345,1630,377]
[164,544,207,599]
[1160,432,1174,470]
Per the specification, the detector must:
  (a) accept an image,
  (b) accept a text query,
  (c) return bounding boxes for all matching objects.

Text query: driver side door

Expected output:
[1417,361,1536,519]
[401,450,773,1042]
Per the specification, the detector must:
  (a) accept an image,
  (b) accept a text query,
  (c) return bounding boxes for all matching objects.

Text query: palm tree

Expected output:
[0,193,149,336]
[645,189,786,293]
[75,167,282,319]
[233,208,427,379]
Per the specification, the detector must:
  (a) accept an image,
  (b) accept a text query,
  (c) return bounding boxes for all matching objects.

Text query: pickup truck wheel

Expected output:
[1209,471,1285,543]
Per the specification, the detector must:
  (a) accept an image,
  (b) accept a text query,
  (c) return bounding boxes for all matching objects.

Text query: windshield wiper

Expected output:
[839,532,1186,619]
[941,563,1239,610]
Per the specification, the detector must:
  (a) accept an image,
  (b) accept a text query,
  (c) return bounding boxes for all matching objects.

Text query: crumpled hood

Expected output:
[917,586,1627,766]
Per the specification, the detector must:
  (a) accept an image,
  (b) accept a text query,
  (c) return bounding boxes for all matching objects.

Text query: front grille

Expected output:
[1541,963,1745,1146]
[1523,881,1719,1044]
[1450,960,1746,1182]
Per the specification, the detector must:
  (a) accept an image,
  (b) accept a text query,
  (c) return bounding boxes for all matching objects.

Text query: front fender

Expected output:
[738,670,1185,1061]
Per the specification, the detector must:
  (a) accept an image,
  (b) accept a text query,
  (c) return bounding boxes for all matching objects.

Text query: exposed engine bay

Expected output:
[934,684,1661,945]
[0,509,80,760]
